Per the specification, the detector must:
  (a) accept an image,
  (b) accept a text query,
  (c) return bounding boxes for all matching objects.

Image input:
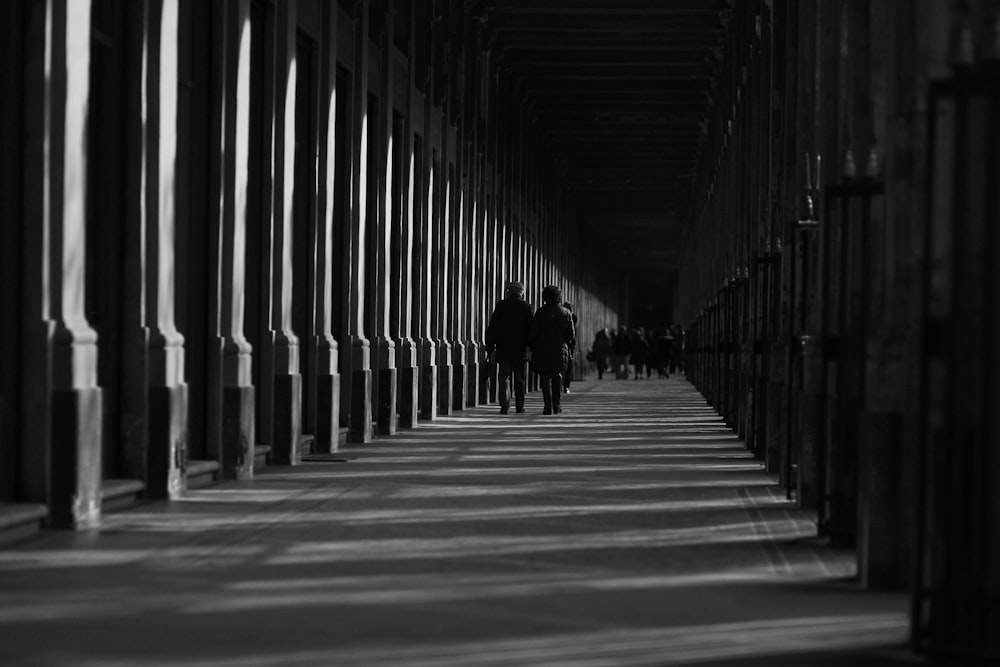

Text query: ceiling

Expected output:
[476,0,731,273]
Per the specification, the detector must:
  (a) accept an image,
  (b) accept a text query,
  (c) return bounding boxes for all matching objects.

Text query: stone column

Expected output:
[145,0,188,497]
[269,1,303,464]
[342,0,373,443]
[394,2,419,430]
[313,0,341,453]
[215,0,255,479]
[373,5,397,436]
[416,74,438,421]
[448,128,466,411]
[21,0,103,527]
[436,118,454,416]
[0,0,23,504]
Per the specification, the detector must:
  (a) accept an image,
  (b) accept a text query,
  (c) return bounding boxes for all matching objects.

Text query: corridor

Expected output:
[2,0,998,662]
[0,380,913,666]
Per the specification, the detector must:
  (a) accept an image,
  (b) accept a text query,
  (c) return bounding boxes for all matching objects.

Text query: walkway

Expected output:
[0,379,919,666]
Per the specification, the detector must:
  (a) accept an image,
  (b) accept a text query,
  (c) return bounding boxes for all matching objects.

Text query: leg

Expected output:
[498,363,512,413]
[552,372,564,413]
[512,363,527,412]
[540,372,553,414]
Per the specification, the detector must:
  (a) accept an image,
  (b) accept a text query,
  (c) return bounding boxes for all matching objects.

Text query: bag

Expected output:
[586,350,596,362]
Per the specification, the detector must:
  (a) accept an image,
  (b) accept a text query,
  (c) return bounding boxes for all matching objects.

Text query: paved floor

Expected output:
[0,378,923,666]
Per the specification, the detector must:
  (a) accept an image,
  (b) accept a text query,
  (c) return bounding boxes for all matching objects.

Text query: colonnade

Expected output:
[676,1,999,661]
[0,0,620,533]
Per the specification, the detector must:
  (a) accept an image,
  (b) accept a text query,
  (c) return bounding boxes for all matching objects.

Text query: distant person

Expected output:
[630,327,649,380]
[592,328,612,379]
[562,302,578,393]
[611,327,631,379]
[485,280,534,414]
[528,285,575,415]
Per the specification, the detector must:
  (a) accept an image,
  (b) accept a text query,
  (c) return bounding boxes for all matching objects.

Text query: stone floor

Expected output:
[0,378,924,666]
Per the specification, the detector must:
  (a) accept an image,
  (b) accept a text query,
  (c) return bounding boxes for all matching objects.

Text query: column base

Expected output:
[377,367,398,435]
[50,386,102,528]
[858,410,904,589]
[148,383,188,499]
[349,368,373,443]
[465,342,479,408]
[314,372,341,453]
[765,379,785,475]
[222,385,255,480]
[465,361,479,407]
[272,373,302,465]
[452,362,466,411]
[398,364,418,428]
[420,355,438,421]
[438,363,454,416]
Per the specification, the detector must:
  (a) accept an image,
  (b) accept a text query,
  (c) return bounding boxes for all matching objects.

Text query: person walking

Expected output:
[485,281,534,414]
[611,327,631,379]
[528,285,575,415]
[561,302,578,393]
[592,328,612,379]
[630,327,649,380]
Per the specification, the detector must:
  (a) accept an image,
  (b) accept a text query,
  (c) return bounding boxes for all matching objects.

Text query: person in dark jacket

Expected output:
[611,327,631,379]
[630,327,649,380]
[592,328,612,379]
[485,280,534,414]
[527,285,575,415]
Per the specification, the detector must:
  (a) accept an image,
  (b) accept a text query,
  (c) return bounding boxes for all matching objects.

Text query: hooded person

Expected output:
[527,285,575,415]
[484,280,534,414]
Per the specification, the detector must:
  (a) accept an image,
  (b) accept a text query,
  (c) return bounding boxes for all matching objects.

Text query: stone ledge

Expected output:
[0,503,48,546]
[100,479,146,513]
[186,459,221,489]
[254,444,271,467]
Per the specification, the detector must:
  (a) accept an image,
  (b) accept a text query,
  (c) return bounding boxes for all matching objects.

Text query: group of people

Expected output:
[484,280,684,415]
[589,325,683,381]
[484,281,576,416]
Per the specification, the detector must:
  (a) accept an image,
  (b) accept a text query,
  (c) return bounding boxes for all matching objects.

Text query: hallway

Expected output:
[0,379,914,666]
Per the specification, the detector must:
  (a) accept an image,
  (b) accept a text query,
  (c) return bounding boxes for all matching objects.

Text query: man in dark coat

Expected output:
[527,285,575,415]
[485,281,534,414]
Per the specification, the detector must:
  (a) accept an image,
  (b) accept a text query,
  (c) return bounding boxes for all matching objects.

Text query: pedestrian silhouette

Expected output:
[485,281,534,414]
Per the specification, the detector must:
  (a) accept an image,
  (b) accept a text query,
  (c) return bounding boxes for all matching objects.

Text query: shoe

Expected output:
[542,408,552,415]
[515,407,525,413]
[564,388,570,393]
[500,407,509,415]
[553,407,562,414]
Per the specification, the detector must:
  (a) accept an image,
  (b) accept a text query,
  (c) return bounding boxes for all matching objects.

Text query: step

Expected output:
[0,503,48,546]
[100,478,146,513]
[186,459,221,489]
[254,444,271,468]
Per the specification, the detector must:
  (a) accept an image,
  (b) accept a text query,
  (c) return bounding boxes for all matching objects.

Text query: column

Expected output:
[216,0,255,479]
[394,1,419,430]
[21,0,103,527]
[312,0,342,451]
[436,118,454,416]
[373,5,397,436]
[417,109,439,420]
[268,0,303,465]
[342,0,373,443]
[146,0,188,496]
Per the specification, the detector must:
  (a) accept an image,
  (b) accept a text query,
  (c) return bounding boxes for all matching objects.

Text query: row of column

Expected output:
[677,0,999,662]
[0,0,620,533]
